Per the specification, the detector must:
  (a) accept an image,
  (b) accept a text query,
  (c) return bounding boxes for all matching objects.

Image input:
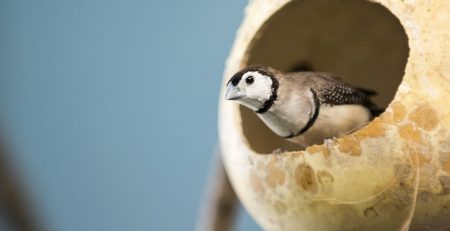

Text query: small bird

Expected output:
[225,65,380,148]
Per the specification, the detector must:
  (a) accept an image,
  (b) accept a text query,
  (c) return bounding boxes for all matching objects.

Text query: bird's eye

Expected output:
[245,76,254,84]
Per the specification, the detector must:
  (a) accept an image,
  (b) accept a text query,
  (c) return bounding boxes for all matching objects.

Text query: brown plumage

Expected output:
[225,65,379,148]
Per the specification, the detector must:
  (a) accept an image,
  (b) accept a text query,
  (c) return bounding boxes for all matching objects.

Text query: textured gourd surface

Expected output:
[219,0,450,230]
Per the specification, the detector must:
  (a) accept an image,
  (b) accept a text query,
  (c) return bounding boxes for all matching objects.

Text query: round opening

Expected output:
[240,0,409,153]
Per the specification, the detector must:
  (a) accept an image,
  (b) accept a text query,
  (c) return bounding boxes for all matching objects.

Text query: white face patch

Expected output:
[240,71,273,102]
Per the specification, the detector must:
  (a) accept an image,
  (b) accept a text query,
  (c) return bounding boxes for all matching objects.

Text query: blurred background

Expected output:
[0,0,260,230]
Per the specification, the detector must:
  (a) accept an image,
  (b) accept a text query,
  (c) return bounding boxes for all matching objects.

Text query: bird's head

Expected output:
[225,65,278,112]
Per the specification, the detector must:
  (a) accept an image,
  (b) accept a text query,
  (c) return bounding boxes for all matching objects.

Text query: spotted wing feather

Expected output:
[316,82,370,106]
[306,73,380,115]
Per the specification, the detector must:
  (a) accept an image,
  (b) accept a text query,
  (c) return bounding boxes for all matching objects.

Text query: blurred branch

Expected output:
[196,148,238,231]
[0,133,41,231]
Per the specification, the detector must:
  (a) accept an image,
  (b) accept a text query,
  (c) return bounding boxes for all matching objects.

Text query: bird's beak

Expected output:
[225,84,245,100]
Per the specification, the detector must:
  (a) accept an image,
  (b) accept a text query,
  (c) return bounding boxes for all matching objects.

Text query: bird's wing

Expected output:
[304,73,374,107]
[315,81,370,106]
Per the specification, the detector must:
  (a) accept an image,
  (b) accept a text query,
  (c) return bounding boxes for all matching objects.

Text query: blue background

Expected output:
[0,0,260,230]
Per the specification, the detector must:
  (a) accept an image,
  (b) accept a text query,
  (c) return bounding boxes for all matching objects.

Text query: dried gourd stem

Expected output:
[196,148,238,231]
[0,133,42,231]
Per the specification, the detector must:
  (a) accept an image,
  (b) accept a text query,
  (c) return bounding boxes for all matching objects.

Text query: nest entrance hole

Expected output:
[240,0,409,153]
